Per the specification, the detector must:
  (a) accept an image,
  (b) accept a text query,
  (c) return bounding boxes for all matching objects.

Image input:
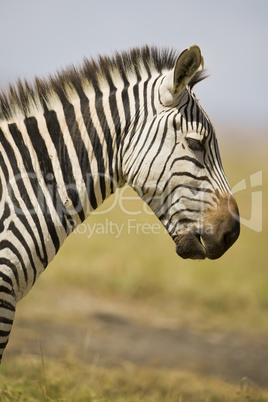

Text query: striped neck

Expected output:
[0,69,162,237]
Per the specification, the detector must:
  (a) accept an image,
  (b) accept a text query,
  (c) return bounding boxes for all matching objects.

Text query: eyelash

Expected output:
[186,138,205,152]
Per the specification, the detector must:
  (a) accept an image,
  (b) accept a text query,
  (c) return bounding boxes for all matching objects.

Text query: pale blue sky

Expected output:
[1,0,267,130]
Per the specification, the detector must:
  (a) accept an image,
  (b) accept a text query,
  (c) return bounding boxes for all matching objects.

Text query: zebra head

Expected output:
[124,45,240,259]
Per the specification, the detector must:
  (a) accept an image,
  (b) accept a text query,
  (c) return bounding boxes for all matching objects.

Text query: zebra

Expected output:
[0,45,240,362]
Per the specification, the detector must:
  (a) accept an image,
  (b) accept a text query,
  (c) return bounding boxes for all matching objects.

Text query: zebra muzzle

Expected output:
[175,194,240,260]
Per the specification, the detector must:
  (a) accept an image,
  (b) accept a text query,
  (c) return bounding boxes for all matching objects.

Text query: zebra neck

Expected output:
[0,69,161,247]
[0,103,121,239]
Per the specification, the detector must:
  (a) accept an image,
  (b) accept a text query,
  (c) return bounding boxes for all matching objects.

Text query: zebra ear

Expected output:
[173,45,203,95]
[159,45,203,106]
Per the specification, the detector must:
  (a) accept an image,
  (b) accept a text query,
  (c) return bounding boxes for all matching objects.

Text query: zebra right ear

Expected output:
[159,45,203,106]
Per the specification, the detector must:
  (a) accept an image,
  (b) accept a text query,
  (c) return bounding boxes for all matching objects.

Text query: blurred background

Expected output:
[1,0,268,400]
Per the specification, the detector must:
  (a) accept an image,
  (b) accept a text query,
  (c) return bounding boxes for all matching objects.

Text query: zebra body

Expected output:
[0,45,240,361]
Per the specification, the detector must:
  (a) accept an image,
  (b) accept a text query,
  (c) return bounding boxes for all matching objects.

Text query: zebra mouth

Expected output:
[175,231,236,260]
[175,232,207,260]
[174,194,240,260]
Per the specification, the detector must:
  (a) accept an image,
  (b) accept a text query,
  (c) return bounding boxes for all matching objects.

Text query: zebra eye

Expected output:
[186,138,204,152]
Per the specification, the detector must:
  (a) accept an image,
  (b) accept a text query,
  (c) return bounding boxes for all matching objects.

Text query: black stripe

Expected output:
[0,317,13,325]
[195,103,200,132]
[118,66,131,134]
[0,203,10,233]
[171,171,212,184]
[0,340,8,349]
[122,75,142,158]
[0,286,12,294]
[106,73,121,139]
[0,299,16,312]
[150,76,160,116]
[171,155,205,170]
[178,98,189,134]
[178,96,189,115]
[0,272,13,288]
[0,147,8,180]
[158,207,200,222]
[129,83,141,143]
[142,55,152,116]
[91,80,114,194]
[118,70,131,176]
[119,91,133,167]
[0,171,2,202]
[188,96,195,130]
[0,330,10,337]
[121,86,131,134]
[106,72,122,184]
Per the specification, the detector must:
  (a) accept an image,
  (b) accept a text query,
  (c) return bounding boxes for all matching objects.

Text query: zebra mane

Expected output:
[0,46,207,121]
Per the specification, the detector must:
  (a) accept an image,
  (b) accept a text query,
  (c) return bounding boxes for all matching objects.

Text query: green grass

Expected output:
[1,356,267,401]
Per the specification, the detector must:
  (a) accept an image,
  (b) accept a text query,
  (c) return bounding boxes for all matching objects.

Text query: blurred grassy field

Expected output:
[18,137,267,332]
[0,133,267,400]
